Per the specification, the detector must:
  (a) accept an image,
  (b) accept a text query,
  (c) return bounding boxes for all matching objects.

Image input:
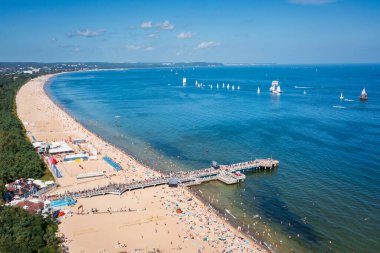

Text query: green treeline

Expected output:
[0,206,59,253]
[0,74,59,252]
[0,75,47,183]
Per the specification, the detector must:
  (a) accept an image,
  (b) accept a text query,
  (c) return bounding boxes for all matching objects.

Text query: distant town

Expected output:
[0,62,227,76]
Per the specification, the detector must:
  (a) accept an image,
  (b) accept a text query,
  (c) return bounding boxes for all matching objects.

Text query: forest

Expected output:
[0,206,59,253]
[0,74,59,252]
[0,74,48,183]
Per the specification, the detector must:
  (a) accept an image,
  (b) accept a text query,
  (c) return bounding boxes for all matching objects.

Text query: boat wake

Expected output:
[344,99,354,102]
[294,86,312,89]
[333,105,346,109]
[225,209,236,219]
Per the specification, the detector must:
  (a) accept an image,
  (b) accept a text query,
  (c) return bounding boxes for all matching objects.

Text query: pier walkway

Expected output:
[52,158,279,199]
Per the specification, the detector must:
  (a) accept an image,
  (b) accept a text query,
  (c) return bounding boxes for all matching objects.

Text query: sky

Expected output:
[0,0,379,64]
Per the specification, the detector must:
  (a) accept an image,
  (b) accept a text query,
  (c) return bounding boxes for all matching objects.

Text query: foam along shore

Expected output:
[16,74,267,253]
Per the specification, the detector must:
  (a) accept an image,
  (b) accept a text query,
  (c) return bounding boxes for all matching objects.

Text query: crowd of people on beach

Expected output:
[158,188,265,253]
[27,76,268,253]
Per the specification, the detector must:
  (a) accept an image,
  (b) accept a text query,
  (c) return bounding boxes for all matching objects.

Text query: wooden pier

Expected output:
[54,158,279,199]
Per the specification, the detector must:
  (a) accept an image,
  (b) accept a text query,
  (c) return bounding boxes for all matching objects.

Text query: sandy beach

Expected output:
[16,74,267,253]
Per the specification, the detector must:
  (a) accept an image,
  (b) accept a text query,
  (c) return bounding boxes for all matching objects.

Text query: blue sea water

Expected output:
[46,65,380,252]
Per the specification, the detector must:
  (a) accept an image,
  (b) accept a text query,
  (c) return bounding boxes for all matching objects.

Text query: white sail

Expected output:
[232,85,235,90]
[195,80,198,86]
[270,80,279,92]
[237,85,240,90]
[227,83,230,89]
[216,83,219,89]
[362,88,366,95]
[340,92,344,100]
[223,83,225,88]
[276,85,281,93]
[257,87,260,94]
[182,77,187,86]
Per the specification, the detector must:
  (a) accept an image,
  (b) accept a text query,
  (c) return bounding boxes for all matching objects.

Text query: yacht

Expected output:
[360,88,368,101]
[270,80,279,92]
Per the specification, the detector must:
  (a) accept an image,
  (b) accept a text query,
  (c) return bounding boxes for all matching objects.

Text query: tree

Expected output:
[0,206,59,253]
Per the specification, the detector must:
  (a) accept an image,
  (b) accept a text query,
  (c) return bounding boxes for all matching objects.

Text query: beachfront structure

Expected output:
[33,141,74,154]
[48,141,74,154]
[63,153,89,162]
[168,178,179,187]
[15,199,44,214]
[103,156,122,171]
[52,159,279,199]
[5,178,37,200]
[4,178,56,202]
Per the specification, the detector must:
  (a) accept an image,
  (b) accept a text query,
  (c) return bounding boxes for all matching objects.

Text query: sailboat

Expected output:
[340,92,344,100]
[237,85,240,90]
[304,90,307,95]
[276,85,281,93]
[182,77,187,86]
[360,88,368,101]
[216,83,219,89]
[270,80,279,92]
[223,83,225,88]
[227,83,230,89]
[195,80,198,86]
[257,87,260,94]
[232,85,235,90]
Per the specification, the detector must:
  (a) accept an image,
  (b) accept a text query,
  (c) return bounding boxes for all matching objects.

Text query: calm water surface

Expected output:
[47,65,380,252]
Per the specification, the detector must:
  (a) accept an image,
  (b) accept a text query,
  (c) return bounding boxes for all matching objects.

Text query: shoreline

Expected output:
[17,73,269,253]
[43,72,167,179]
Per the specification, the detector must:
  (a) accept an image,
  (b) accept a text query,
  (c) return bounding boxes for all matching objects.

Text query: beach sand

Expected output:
[16,74,267,253]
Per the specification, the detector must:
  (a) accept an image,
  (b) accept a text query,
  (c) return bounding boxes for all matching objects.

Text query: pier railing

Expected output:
[50,159,279,199]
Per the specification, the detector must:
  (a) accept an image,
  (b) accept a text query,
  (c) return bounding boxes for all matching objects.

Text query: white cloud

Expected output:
[144,46,155,51]
[288,0,336,5]
[177,32,195,39]
[147,33,158,38]
[127,45,143,51]
[140,20,175,30]
[127,44,154,51]
[158,20,174,30]
[77,29,102,37]
[196,41,220,49]
[141,21,153,28]
[67,29,105,38]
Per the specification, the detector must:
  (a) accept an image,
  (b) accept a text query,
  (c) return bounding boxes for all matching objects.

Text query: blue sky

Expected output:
[0,0,379,63]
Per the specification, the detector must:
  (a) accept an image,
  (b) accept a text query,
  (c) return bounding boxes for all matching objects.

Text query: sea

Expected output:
[46,65,380,252]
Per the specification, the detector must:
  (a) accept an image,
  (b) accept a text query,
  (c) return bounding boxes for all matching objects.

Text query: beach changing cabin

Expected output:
[168,178,179,187]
